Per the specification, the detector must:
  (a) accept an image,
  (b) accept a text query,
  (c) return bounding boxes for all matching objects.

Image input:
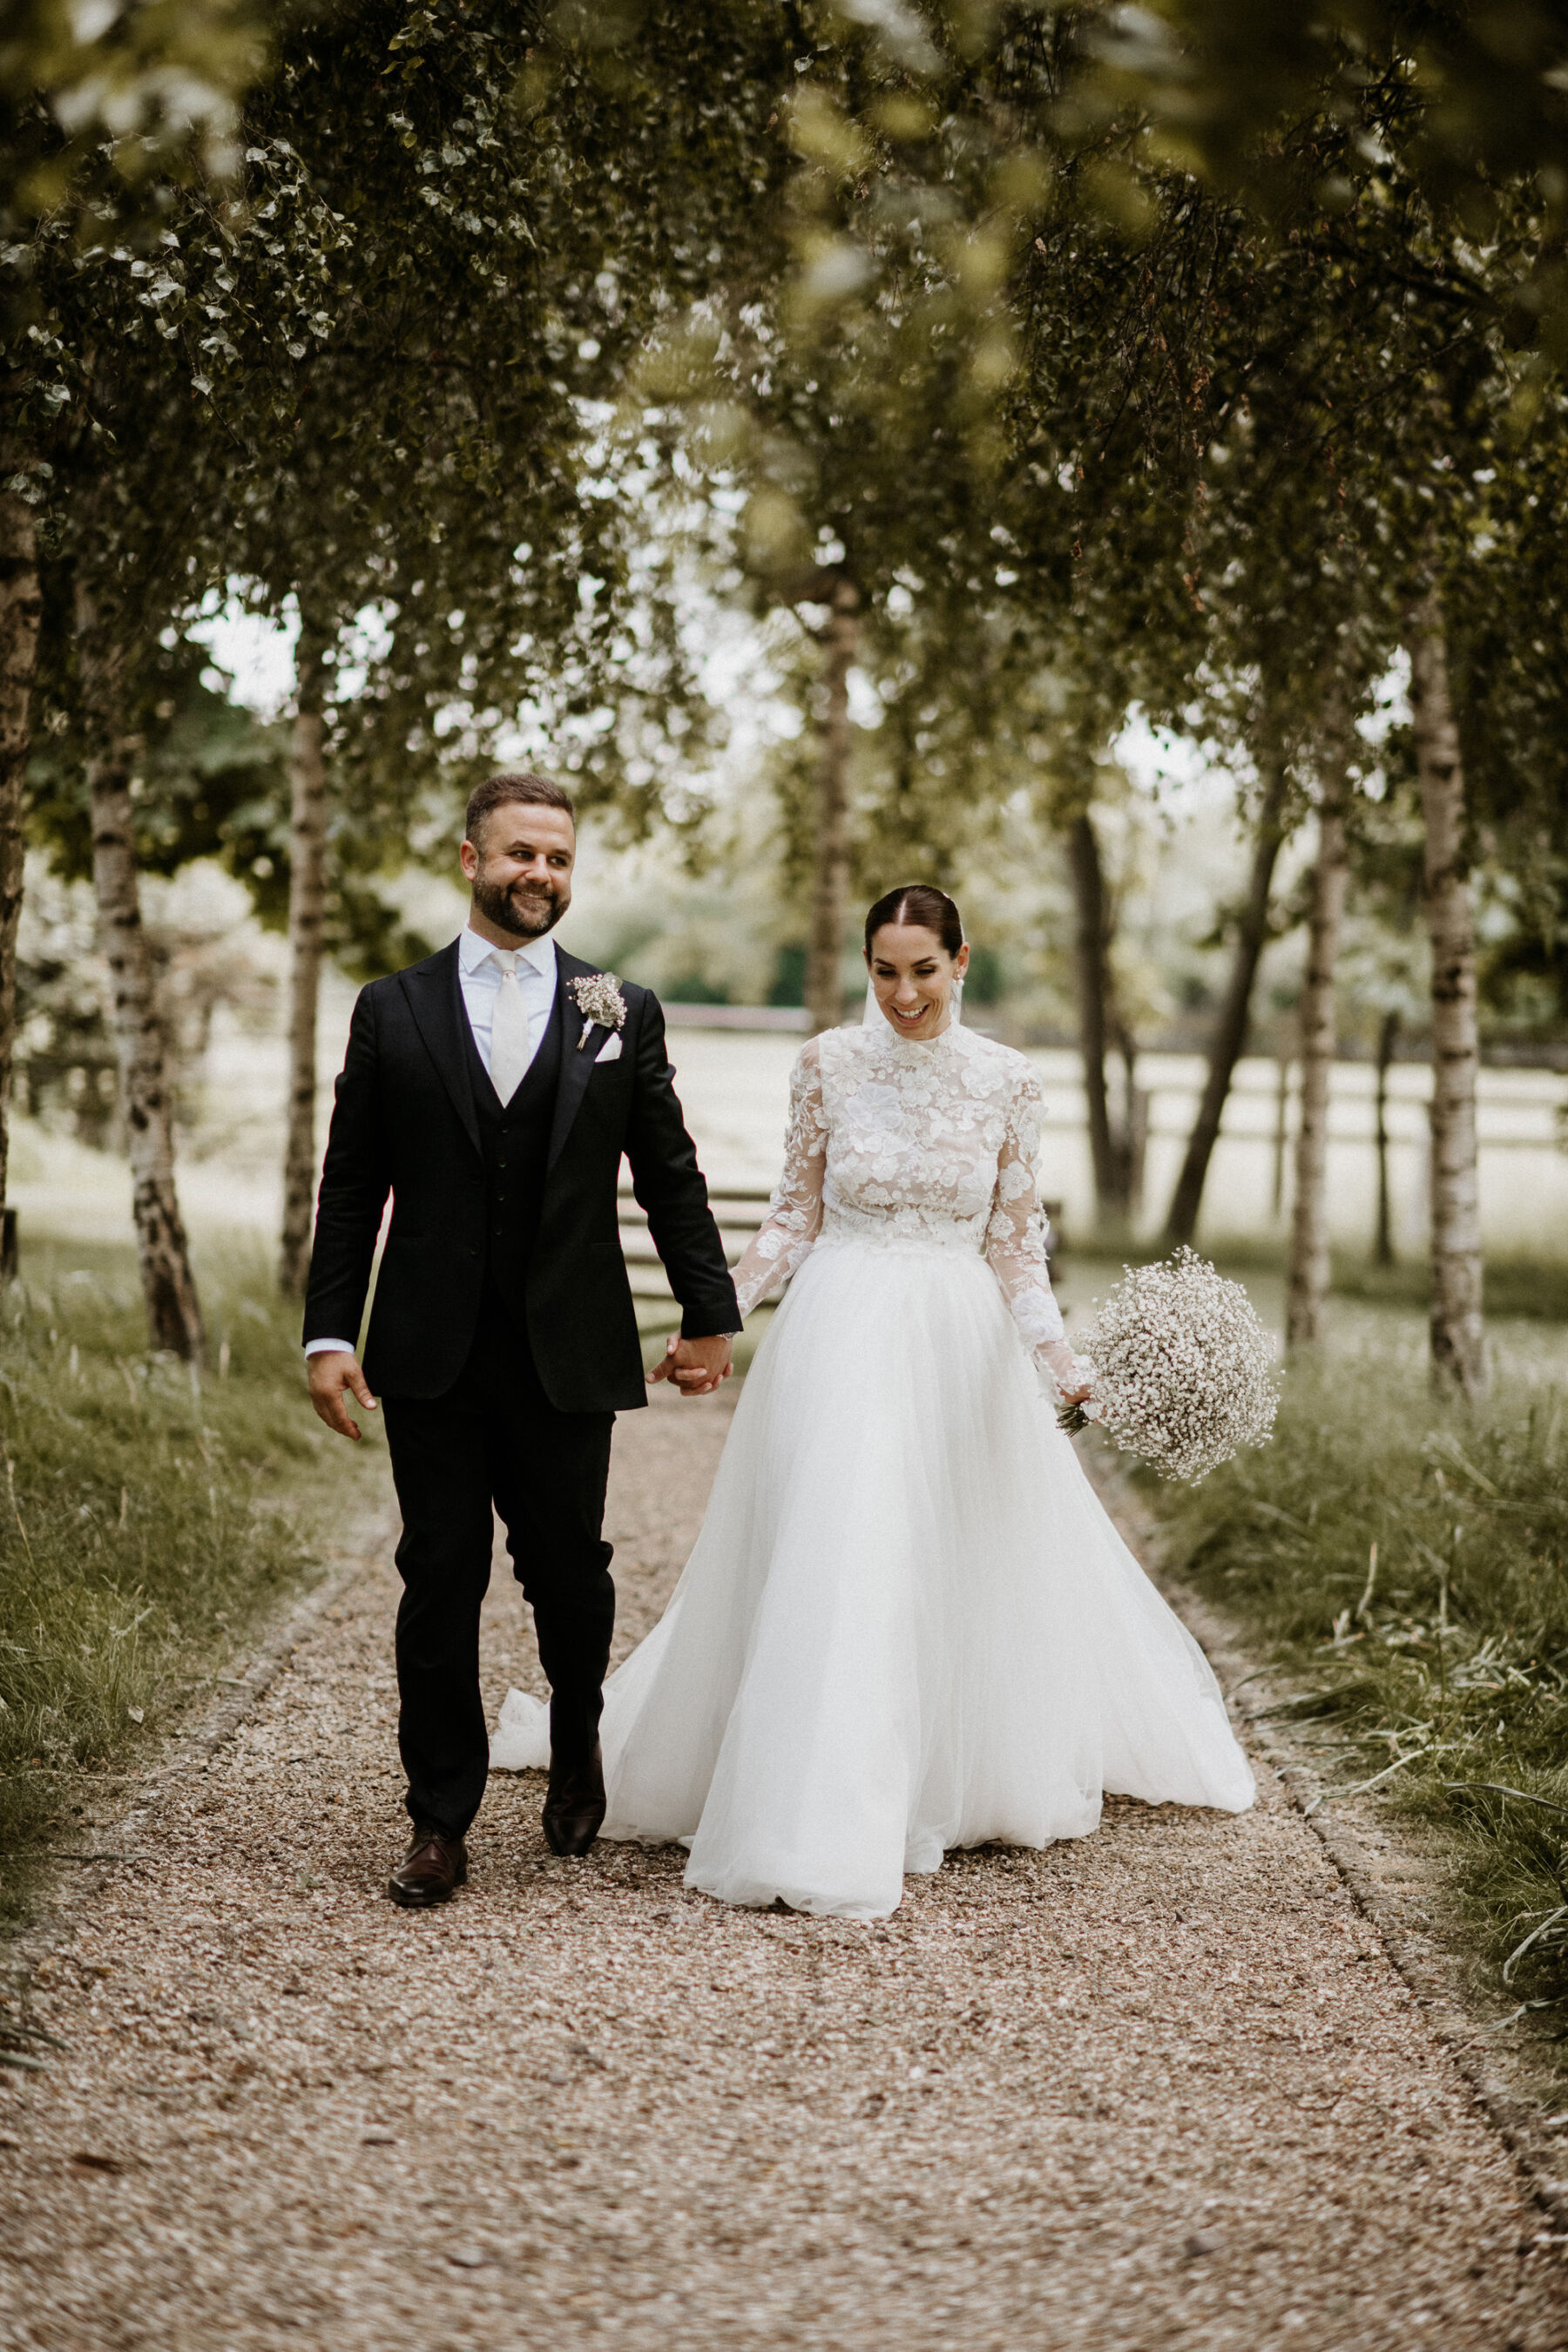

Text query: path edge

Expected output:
[1175,1571,1568,2240]
[1080,1442,1568,2244]
[5,1504,392,1984]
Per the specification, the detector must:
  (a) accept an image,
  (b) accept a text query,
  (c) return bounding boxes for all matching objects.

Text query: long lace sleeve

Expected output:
[732,1038,828,1318]
[984,1070,1093,1397]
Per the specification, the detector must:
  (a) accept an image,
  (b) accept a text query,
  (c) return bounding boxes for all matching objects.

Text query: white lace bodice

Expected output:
[732,1020,1088,1392]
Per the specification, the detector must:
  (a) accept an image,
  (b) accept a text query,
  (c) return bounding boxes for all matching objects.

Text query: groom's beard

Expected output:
[470,869,571,940]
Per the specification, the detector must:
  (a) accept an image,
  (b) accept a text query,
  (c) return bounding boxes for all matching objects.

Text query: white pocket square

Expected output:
[592,1030,623,1064]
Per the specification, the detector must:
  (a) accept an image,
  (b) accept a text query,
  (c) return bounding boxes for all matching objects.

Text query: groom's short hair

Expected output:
[464,771,576,847]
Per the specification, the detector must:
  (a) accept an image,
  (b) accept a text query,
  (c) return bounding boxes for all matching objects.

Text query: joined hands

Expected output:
[649,1333,734,1397]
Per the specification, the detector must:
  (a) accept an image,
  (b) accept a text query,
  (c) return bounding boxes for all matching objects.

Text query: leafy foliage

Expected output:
[1,0,272,233]
[1071,0,1568,362]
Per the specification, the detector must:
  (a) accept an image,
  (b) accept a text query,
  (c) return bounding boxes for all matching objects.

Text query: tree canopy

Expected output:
[3,0,1566,1378]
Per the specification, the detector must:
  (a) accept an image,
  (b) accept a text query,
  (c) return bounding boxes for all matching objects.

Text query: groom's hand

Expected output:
[649,1333,733,1396]
[307,1349,379,1440]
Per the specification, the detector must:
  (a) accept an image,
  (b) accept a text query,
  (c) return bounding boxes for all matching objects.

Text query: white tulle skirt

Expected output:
[490,1237,1254,1920]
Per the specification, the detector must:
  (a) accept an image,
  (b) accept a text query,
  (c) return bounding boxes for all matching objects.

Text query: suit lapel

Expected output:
[546,950,598,1171]
[399,941,481,1159]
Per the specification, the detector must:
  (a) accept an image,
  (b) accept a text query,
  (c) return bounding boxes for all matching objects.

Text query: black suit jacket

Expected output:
[302,941,740,1410]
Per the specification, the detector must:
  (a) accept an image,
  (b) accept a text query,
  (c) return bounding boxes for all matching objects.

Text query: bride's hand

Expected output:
[1042,1344,1094,1409]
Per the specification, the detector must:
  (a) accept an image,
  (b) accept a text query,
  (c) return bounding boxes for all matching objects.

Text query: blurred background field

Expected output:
[13,871,1568,1270]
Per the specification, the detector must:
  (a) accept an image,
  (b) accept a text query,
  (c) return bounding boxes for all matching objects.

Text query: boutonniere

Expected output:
[571,970,627,1051]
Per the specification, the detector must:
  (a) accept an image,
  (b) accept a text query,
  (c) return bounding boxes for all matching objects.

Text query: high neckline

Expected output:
[868,1014,961,1058]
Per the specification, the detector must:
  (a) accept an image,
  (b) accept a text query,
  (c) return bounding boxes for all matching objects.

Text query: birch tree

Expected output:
[227,0,810,1267]
[629,25,1052,1030]
[0,490,39,1248]
[12,0,792,1330]
[277,613,328,1298]
[1067,808,1138,1231]
[970,2,1566,1291]
[1163,739,1293,1248]
[0,0,281,1278]
[803,580,860,1037]
[10,128,344,1345]
[1408,585,1485,1393]
[1045,716,1150,1237]
[75,582,206,1359]
[1285,709,1352,1348]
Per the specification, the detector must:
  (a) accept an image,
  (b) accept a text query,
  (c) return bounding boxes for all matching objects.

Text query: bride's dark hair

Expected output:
[863,883,964,959]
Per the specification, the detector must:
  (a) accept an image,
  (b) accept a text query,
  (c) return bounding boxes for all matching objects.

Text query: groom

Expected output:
[303,772,740,1907]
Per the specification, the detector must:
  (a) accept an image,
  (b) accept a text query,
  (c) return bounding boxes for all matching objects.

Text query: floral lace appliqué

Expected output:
[731,1022,1078,1384]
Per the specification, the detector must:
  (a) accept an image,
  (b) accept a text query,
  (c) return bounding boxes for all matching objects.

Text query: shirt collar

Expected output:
[460,923,558,982]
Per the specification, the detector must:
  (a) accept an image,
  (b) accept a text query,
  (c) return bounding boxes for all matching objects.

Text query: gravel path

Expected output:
[3,1389,1565,2352]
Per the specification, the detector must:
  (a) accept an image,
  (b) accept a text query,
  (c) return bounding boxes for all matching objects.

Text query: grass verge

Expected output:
[1143,1340,1568,2049]
[0,1237,382,1920]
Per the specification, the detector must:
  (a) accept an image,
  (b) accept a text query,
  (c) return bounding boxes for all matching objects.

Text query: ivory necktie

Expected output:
[489,950,531,1105]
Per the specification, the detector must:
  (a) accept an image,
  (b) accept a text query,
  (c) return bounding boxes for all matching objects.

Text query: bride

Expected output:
[493,883,1254,1918]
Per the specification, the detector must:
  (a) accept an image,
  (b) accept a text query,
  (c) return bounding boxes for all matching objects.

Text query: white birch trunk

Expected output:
[1285,748,1349,1349]
[78,584,206,1362]
[1373,1008,1399,1267]
[1408,587,1484,1394]
[804,580,858,1037]
[0,488,40,1268]
[277,619,328,1298]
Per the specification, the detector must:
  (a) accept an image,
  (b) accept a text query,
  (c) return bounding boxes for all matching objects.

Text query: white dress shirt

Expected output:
[457,922,558,1085]
[305,925,558,1357]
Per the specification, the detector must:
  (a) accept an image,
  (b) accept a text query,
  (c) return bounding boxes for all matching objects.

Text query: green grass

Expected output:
[1145,1342,1568,2038]
[0,1238,378,1917]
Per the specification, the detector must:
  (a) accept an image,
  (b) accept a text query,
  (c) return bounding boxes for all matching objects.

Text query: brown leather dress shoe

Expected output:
[389,1822,468,1908]
[542,1744,605,1858]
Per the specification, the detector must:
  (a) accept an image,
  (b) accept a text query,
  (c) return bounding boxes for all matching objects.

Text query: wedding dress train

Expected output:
[492,1013,1254,1919]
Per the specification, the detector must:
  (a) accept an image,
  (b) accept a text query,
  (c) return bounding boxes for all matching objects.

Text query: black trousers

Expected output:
[381,1293,615,1837]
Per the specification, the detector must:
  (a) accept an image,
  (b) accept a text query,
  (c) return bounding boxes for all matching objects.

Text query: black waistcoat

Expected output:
[460,991,564,1314]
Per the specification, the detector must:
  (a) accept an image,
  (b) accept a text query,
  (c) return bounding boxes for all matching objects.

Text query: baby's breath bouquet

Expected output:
[1059,1247,1278,1485]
